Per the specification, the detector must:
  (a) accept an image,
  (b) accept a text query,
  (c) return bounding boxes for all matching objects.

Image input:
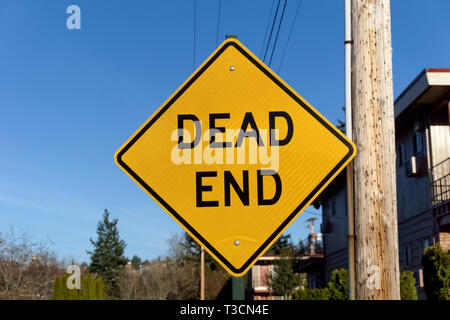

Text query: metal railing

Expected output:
[297,236,324,255]
[430,157,450,206]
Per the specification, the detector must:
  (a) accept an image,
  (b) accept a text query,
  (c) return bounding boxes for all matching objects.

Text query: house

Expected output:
[317,69,450,296]
[250,255,287,300]
[248,227,325,299]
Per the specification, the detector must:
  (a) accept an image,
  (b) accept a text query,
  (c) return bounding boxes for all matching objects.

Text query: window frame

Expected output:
[412,132,423,155]
[398,142,406,166]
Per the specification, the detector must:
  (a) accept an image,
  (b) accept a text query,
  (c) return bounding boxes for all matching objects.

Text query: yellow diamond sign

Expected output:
[115,39,356,276]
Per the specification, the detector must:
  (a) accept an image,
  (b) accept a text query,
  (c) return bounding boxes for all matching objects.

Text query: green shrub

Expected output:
[95,278,105,300]
[292,268,347,300]
[292,288,330,300]
[328,269,348,300]
[400,270,418,300]
[421,243,450,300]
[51,276,63,300]
[265,253,300,299]
[293,267,422,300]
[52,273,104,300]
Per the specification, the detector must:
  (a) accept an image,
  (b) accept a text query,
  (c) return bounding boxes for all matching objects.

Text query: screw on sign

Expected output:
[115,39,356,276]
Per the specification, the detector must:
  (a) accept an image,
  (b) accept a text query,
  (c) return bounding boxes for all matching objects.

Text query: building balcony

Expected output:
[430,157,450,222]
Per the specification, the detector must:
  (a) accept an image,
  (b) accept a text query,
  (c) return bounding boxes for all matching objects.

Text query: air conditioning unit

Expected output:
[320,222,333,234]
[405,155,427,177]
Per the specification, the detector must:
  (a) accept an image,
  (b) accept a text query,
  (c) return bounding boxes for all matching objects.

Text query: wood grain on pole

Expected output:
[351,0,400,299]
[200,246,205,300]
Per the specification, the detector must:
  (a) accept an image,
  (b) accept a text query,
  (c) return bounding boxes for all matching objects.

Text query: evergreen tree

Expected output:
[400,270,418,300]
[336,119,346,133]
[52,273,104,300]
[328,269,349,300]
[87,209,127,297]
[130,255,142,270]
[422,243,450,300]
[266,234,294,255]
[336,106,346,133]
[297,240,306,254]
[179,232,202,261]
[174,232,221,271]
[266,254,300,299]
[81,273,95,300]
[96,278,105,300]
[60,274,71,299]
[264,234,299,299]
[52,276,63,300]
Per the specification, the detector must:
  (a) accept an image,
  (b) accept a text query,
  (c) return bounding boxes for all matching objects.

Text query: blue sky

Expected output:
[0,0,449,263]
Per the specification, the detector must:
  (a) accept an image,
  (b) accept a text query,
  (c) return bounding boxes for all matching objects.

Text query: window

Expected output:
[398,143,406,166]
[414,271,421,288]
[404,244,411,266]
[420,239,430,261]
[344,190,348,216]
[331,199,336,217]
[412,132,423,154]
[423,239,429,250]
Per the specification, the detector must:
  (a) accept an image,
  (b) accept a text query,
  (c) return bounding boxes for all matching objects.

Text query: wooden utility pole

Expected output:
[345,0,356,300]
[200,247,205,300]
[351,0,400,299]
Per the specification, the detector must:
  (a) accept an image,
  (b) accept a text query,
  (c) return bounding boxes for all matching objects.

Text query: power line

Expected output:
[268,0,288,67]
[303,210,321,216]
[278,0,302,73]
[215,0,222,47]
[260,0,276,58]
[303,209,347,220]
[263,0,281,63]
